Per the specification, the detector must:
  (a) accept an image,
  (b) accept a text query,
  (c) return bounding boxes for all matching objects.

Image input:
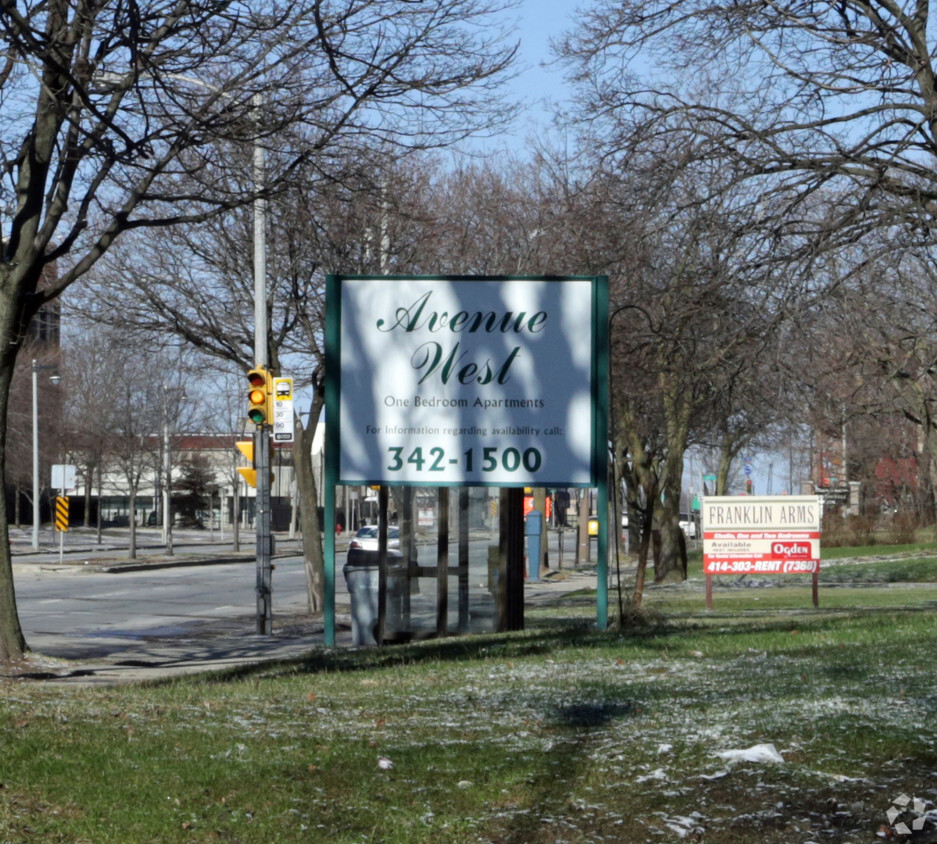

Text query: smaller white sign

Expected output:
[273,377,294,444]
[51,463,78,492]
[701,495,822,575]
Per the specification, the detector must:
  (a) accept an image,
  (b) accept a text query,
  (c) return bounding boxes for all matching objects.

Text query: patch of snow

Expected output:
[699,770,730,780]
[657,811,705,839]
[715,743,784,765]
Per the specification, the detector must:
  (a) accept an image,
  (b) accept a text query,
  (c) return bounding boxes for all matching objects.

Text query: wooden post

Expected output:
[437,488,449,638]
[497,488,525,631]
[498,489,509,631]
[458,489,469,633]
[376,486,388,644]
[506,488,525,631]
[577,491,590,566]
[402,488,414,628]
[534,487,547,572]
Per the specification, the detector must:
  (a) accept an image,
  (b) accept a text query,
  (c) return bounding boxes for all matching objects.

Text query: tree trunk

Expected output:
[631,515,651,609]
[0,342,28,660]
[916,405,937,525]
[293,389,325,615]
[655,448,688,583]
[96,464,103,546]
[232,483,241,552]
[629,476,658,611]
[83,462,94,527]
[128,489,137,560]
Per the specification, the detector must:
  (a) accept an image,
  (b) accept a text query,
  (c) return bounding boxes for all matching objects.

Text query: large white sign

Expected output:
[702,495,822,575]
[330,276,602,486]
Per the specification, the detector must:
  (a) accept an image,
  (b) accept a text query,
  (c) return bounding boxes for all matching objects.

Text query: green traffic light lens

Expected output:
[248,408,266,424]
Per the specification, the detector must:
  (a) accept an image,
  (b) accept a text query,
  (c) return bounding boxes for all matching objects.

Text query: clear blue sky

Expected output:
[465,0,581,152]
[511,0,579,122]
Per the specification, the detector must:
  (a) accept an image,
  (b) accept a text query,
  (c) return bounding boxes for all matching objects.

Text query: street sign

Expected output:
[702,495,821,575]
[273,377,294,443]
[55,496,69,532]
[51,463,77,492]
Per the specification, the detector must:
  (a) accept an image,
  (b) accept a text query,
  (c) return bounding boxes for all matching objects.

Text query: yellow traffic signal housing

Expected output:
[247,367,274,426]
[236,440,256,487]
[236,441,254,463]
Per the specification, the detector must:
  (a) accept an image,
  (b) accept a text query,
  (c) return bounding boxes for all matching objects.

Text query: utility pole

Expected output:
[252,91,272,635]
[255,424,273,634]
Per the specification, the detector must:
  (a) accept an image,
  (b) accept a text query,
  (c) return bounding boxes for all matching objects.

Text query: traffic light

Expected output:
[247,367,273,426]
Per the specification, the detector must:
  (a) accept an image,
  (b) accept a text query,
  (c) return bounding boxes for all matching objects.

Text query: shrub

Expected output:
[844,515,877,546]
[887,511,920,545]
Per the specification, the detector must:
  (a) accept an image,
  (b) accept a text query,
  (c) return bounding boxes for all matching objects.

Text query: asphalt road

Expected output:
[6,526,600,683]
[14,553,317,659]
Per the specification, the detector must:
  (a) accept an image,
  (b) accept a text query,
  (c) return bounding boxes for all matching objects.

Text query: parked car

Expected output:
[346,524,402,566]
[679,513,697,539]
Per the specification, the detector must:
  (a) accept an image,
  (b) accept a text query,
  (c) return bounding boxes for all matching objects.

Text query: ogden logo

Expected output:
[773,541,811,559]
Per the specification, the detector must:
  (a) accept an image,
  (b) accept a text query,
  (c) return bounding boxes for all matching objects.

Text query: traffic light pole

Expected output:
[251,94,271,634]
[255,425,273,634]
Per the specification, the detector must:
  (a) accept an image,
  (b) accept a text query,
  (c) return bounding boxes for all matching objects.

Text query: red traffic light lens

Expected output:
[248,372,266,388]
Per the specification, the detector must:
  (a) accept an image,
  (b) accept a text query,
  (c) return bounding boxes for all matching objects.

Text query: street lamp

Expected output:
[32,359,61,550]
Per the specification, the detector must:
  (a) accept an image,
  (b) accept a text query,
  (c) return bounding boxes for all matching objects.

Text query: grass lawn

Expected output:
[2,550,937,842]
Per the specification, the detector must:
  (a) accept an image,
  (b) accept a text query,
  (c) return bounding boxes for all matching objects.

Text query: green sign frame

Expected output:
[322,275,609,642]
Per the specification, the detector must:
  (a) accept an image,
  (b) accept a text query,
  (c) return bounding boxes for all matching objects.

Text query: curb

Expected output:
[89,554,256,573]
[45,551,319,574]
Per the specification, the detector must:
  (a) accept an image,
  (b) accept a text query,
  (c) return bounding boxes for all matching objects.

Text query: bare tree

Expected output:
[0,1,517,660]
[560,0,937,230]
[72,152,444,612]
[790,240,937,520]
